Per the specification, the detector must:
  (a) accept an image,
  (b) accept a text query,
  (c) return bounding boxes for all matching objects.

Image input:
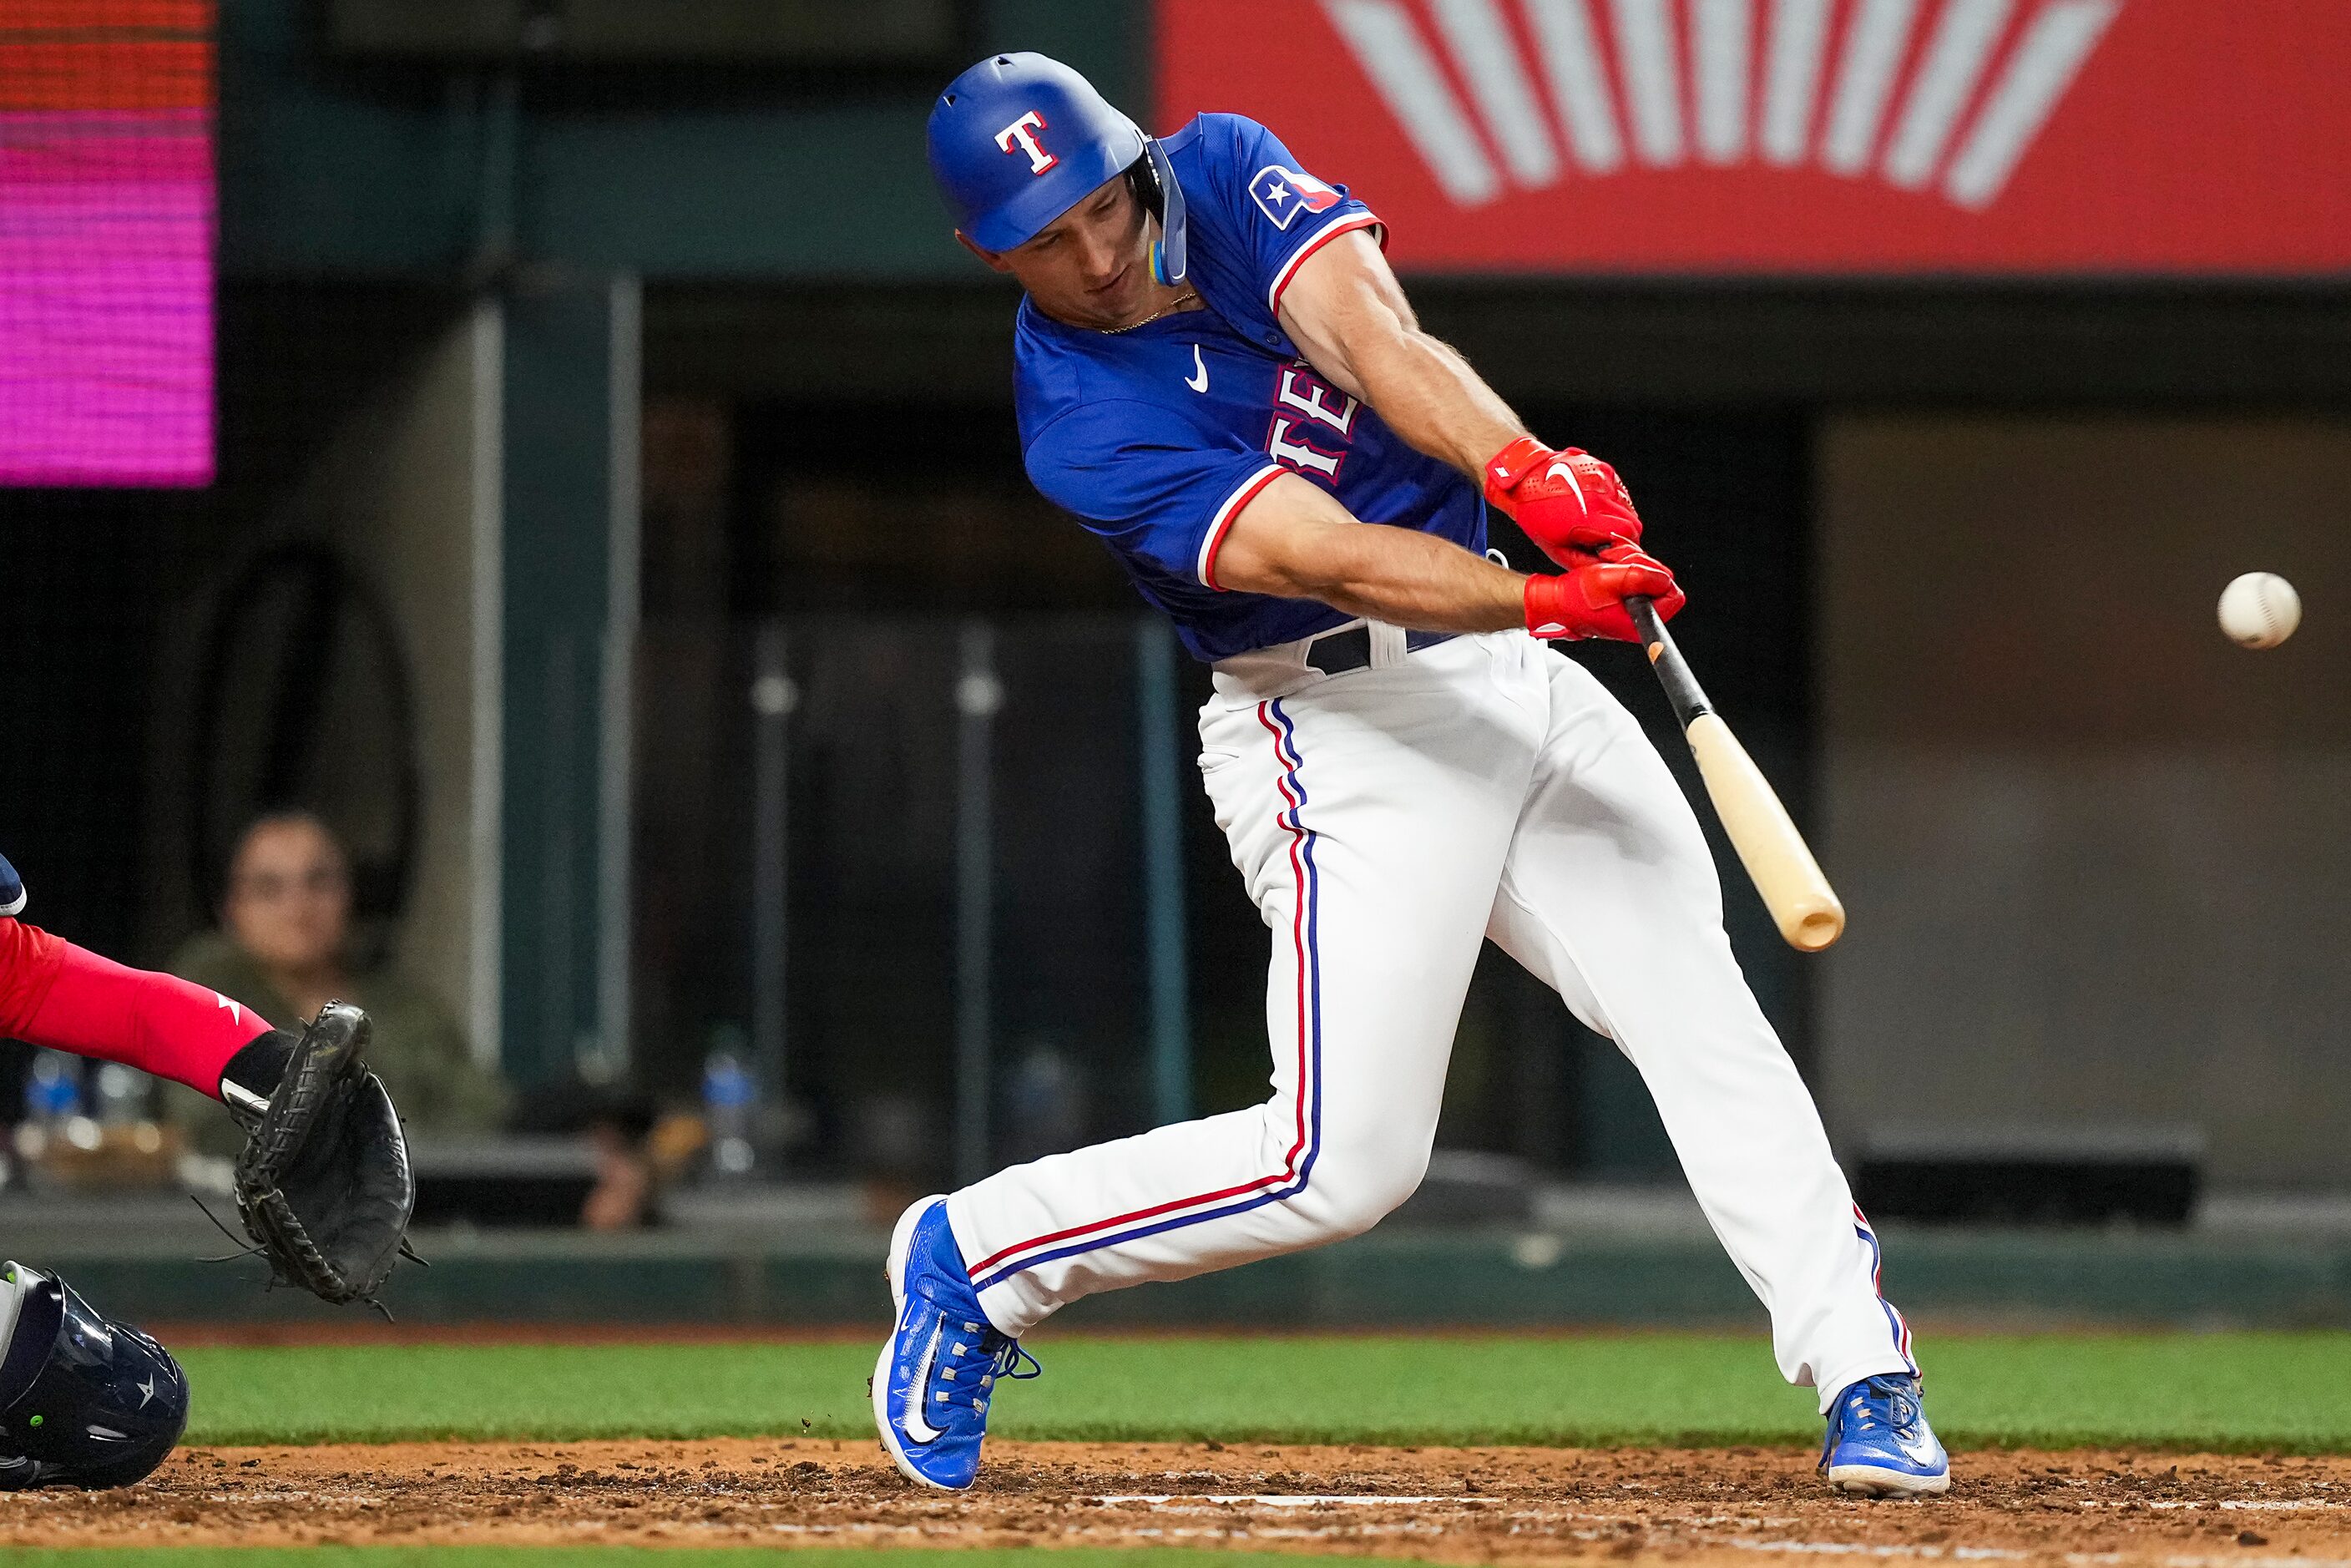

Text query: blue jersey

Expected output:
[1012,113,1485,663]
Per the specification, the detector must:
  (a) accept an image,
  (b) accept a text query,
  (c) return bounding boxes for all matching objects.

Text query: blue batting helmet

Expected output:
[927,52,1187,281]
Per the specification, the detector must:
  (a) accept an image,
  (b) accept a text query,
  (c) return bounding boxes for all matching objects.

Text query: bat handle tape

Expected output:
[1626,596,1714,729]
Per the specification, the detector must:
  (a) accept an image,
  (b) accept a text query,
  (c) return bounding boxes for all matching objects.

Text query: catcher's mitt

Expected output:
[230,1002,416,1307]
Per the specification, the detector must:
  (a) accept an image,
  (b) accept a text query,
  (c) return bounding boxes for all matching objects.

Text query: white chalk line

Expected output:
[708,1523,2351,1563]
[1731,1545,2030,1561]
[1729,1545,2351,1568]
[2108,1499,2349,1511]
[1086,1492,1457,1506]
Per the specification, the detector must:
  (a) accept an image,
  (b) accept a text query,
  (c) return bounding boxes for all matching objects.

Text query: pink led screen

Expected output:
[0,1,214,487]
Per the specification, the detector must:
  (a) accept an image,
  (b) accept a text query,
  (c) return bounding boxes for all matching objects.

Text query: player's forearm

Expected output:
[1219,497,1526,634]
[1278,233,1525,478]
[1347,328,1525,479]
[1307,529,1527,633]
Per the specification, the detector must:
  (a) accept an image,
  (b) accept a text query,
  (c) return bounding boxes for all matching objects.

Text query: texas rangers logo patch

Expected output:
[1250,164,1342,230]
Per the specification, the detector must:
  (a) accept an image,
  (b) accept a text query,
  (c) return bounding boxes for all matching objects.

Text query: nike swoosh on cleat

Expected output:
[1894,1429,1940,1467]
[900,1317,947,1444]
[1185,344,1209,394]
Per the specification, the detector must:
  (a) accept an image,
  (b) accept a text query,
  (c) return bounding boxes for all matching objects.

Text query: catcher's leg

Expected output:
[0,1262,188,1490]
[0,872,276,1099]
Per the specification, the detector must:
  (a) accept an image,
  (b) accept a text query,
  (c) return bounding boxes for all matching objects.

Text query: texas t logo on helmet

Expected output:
[994,111,1056,174]
[926,51,1186,283]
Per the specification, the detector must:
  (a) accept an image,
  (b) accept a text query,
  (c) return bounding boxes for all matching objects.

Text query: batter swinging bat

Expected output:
[1625,597,1845,953]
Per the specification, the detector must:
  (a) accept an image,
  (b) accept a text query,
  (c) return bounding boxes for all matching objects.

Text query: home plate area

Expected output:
[3,1439,2346,1563]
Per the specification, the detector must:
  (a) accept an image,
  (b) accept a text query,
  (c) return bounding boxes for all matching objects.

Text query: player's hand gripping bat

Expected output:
[1625,597,1845,953]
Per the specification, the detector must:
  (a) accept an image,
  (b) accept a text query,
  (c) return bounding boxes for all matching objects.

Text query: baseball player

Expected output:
[877,53,1946,1499]
[0,848,410,1485]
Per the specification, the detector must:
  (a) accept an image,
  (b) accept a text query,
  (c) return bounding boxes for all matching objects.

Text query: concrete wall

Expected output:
[1818,417,2351,1186]
[218,0,1140,281]
[144,301,499,1060]
[326,308,503,1065]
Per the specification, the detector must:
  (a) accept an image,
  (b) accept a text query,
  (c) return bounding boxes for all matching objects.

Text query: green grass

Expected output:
[172,1331,2351,1452]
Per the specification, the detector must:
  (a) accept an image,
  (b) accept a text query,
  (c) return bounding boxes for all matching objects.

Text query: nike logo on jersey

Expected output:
[1185,343,1209,393]
[900,1317,947,1444]
[215,993,240,1025]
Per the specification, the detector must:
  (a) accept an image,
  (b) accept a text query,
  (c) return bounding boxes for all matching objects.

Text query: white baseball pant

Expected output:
[944,627,1916,1410]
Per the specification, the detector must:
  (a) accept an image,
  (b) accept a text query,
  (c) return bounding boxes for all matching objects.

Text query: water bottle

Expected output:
[18,1051,82,1169]
[702,1050,756,1182]
[24,1051,80,1131]
[92,1063,144,1126]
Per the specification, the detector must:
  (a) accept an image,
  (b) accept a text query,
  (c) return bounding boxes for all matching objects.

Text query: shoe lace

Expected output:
[1821,1375,1924,1472]
[933,1319,1043,1420]
[993,1339,1043,1383]
[1842,1376,1920,1435]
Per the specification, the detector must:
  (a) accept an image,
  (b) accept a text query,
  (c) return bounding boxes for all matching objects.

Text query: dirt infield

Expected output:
[3,1440,2347,1563]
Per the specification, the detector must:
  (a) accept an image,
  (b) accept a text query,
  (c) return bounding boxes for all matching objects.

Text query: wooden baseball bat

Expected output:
[1625,597,1845,953]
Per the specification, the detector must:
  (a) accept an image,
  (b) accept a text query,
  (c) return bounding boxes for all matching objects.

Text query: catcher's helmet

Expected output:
[0,1265,188,1490]
[926,51,1187,282]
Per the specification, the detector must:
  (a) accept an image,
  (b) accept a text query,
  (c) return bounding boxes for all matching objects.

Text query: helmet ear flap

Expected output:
[1142,139,1187,285]
[1125,156,1163,222]
[1127,155,1181,286]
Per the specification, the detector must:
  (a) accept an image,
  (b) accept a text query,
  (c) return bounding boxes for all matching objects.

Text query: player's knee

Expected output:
[0,1263,187,1490]
[1292,1135,1433,1242]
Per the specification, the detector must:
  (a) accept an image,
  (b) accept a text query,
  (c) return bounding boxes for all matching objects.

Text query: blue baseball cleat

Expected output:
[0,853,23,918]
[871,1196,1039,1491]
[1821,1373,1950,1496]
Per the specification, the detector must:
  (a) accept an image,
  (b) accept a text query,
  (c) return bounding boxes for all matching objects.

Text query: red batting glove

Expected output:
[1484,436,1644,569]
[1522,541,1685,642]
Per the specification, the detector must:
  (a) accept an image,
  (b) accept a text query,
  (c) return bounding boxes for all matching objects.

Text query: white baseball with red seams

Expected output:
[943,628,1919,1412]
[2217,572,2300,650]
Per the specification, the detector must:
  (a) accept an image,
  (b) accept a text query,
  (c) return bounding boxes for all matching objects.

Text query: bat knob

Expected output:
[1788,905,1846,953]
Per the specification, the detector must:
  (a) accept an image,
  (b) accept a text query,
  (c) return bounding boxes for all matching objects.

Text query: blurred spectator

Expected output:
[162,811,507,1152]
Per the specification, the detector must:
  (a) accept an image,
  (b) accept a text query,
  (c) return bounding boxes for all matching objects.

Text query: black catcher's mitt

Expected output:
[230,1002,416,1307]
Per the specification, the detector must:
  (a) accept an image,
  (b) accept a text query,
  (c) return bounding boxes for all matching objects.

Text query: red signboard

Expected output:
[1157,0,2351,274]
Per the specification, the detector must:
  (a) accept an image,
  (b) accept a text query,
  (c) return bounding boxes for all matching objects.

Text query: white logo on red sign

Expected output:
[1318,0,2117,210]
[995,109,1058,174]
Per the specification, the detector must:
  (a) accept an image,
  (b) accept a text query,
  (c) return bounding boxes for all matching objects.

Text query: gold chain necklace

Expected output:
[1101,288,1201,335]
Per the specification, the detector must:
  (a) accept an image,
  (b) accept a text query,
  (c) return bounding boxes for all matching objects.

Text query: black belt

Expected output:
[1303,626,1455,675]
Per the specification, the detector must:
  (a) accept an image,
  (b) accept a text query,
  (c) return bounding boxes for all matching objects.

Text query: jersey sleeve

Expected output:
[1024,398,1285,591]
[1195,114,1384,321]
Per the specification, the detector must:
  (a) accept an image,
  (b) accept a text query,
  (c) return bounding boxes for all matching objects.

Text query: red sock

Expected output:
[0,918,273,1098]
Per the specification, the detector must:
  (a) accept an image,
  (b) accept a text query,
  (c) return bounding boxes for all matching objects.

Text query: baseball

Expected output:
[2217,572,2300,650]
